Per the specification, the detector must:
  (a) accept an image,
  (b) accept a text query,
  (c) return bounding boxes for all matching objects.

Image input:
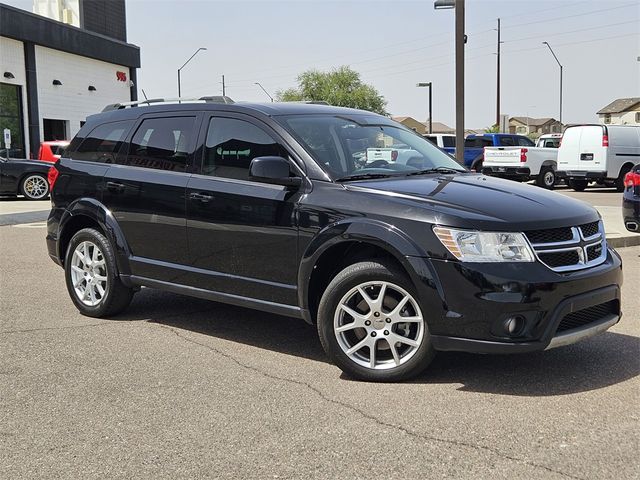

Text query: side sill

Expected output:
[127,275,304,320]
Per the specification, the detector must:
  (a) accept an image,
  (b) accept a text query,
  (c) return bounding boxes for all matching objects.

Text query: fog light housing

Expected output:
[504,315,525,337]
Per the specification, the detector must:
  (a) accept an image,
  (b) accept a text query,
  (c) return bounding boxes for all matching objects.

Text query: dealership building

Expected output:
[0,1,140,158]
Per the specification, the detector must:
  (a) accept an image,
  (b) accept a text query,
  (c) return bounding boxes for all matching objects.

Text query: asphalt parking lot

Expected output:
[0,220,638,479]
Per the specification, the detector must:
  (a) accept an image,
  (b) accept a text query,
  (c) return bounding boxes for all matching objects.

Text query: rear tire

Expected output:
[64,228,134,318]
[20,174,49,200]
[616,165,632,193]
[536,167,556,189]
[317,260,435,382]
[568,179,588,192]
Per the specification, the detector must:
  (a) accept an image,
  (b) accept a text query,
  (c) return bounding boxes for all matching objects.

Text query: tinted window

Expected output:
[126,117,195,172]
[442,136,456,148]
[517,136,535,146]
[464,137,493,148]
[424,136,437,145]
[500,136,515,146]
[203,117,288,181]
[73,121,133,163]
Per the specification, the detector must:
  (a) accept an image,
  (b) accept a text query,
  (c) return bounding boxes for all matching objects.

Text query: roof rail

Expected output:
[284,100,330,105]
[102,96,235,112]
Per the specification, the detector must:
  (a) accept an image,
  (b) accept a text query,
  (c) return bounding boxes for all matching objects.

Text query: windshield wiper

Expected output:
[405,166,466,176]
[335,172,399,182]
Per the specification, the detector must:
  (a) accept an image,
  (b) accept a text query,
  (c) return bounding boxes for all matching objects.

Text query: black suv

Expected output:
[47,98,623,381]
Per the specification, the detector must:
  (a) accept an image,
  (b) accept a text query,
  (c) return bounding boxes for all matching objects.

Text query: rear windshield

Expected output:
[278,114,465,180]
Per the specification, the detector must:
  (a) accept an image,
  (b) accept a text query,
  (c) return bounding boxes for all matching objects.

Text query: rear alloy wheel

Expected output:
[317,261,434,382]
[65,228,134,317]
[20,174,49,200]
[536,167,556,189]
[568,179,588,192]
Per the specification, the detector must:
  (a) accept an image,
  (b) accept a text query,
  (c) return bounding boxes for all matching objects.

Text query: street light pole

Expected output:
[255,82,274,102]
[435,0,465,164]
[177,47,207,98]
[416,82,432,134]
[542,41,563,125]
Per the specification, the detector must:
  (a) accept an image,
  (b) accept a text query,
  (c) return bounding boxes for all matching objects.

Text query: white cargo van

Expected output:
[557,124,640,191]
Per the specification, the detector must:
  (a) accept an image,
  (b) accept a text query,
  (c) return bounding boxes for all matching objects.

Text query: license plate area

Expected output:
[581,153,594,161]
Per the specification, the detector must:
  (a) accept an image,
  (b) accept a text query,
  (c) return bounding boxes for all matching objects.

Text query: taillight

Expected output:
[520,148,528,163]
[48,166,59,190]
[602,134,609,147]
[624,171,640,188]
[391,150,398,162]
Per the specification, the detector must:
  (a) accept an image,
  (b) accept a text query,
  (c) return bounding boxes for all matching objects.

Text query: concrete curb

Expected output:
[607,234,640,249]
[0,210,49,226]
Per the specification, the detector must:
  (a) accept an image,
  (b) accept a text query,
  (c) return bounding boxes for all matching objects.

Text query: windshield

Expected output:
[278,115,465,181]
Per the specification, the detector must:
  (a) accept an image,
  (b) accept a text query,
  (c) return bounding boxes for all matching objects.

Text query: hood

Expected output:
[345,173,600,230]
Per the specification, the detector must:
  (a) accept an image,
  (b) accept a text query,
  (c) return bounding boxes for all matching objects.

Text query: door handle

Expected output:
[189,192,213,203]
[106,181,125,193]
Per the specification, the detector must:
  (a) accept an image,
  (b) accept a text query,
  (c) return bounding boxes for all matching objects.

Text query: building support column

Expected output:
[129,67,138,101]
[24,42,40,158]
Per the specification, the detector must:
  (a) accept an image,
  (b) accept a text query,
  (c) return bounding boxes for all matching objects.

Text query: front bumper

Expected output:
[406,248,623,353]
[482,166,531,181]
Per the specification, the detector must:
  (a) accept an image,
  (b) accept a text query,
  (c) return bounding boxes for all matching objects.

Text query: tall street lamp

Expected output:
[542,41,563,125]
[177,47,207,98]
[416,82,433,134]
[435,0,465,164]
[255,82,274,102]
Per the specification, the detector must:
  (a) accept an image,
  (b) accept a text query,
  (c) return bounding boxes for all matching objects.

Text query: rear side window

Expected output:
[442,136,456,148]
[424,136,437,145]
[125,117,196,172]
[72,120,133,163]
[500,136,515,146]
[202,117,288,181]
[464,137,493,148]
[516,136,535,146]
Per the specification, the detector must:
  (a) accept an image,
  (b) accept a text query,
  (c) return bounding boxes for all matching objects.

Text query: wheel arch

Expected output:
[298,219,431,324]
[617,161,635,178]
[58,198,132,277]
[540,160,557,169]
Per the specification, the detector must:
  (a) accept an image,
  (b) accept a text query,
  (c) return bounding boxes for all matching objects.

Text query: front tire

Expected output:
[20,174,49,200]
[317,260,435,382]
[64,228,134,317]
[568,179,588,192]
[536,167,556,189]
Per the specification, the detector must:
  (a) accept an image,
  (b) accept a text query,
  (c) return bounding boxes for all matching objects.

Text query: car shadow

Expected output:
[115,288,639,396]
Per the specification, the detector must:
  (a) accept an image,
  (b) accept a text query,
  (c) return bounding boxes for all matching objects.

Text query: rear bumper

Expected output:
[482,166,531,180]
[557,170,607,180]
[623,194,640,232]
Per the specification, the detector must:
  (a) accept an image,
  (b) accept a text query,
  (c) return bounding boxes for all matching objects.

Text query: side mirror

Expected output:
[249,156,302,188]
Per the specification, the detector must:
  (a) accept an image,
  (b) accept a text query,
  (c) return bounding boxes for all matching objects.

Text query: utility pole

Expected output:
[416,82,433,134]
[455,0,465,164]
[221,75,226,96]
[496,18,501,129]
[543,42,563,125]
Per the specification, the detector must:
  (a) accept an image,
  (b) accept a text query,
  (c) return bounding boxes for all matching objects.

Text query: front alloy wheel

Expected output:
[334,281,424,370]
[317,260,435,382]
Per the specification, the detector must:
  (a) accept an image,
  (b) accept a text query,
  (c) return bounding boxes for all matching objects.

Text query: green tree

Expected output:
[484,124,500,133]
[277,66,388,115]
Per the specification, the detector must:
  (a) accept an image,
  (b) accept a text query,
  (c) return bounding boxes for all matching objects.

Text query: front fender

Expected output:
[59,198,132,276]
[297,218,440,313]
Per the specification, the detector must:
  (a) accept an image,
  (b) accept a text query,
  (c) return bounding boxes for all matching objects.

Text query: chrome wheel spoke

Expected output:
[71,240,108,307]
[334,280,424,371]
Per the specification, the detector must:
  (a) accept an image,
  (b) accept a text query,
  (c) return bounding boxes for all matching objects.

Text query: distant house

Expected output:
[391,116,455,134]
[597,97,640,125]
[509,117,562,135]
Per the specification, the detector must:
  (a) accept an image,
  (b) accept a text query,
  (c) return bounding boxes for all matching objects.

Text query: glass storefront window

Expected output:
[0,83,26,158]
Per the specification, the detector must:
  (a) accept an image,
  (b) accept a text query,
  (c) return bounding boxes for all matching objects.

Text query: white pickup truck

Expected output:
[482,133,562,189]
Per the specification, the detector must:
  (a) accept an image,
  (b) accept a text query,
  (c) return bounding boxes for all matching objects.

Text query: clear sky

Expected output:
[4,0,640,128]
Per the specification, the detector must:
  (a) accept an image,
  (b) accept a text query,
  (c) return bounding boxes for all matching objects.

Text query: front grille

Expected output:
[587,243,603,262]
[524,227,573,244]
[580,221,600,238]
[538,250,580,268]
[525,221,605,272]
[556,300,619,332]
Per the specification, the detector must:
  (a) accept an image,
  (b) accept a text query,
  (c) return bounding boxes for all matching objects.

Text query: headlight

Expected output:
[433,226,535,262]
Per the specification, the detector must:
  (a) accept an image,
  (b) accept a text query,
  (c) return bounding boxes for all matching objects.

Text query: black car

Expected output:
[0,155,52,200]
[46,98,623,382]
[623,163,639,233]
